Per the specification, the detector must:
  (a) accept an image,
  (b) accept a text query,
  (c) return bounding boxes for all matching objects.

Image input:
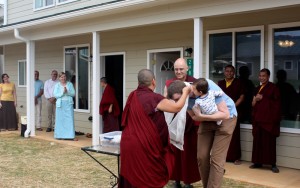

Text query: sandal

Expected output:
[86,133,92,138]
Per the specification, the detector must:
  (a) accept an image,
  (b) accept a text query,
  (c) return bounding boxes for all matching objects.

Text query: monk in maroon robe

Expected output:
[99,77,120,133]
[163,58,200,187]
[218,65,244,164]
[119,69,191,188]
[250,68,281,173]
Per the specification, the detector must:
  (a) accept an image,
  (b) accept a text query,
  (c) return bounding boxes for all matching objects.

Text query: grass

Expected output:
[0,133,267,188]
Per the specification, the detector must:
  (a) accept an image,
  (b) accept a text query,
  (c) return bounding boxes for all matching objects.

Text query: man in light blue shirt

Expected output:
[35,70,44,131]
[189,78,237,188]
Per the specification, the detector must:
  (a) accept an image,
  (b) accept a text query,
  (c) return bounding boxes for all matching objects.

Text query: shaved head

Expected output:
[138,69,155,86]
[174,58,189,81]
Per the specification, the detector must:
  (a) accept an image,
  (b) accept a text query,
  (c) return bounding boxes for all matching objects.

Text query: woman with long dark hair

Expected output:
[0,73,18,131]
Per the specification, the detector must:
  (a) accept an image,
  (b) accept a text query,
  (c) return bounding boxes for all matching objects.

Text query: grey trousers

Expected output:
[46,99,56,129]
[197,116,237,188]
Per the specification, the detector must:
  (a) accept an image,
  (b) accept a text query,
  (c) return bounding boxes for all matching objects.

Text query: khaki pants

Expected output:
[197,116,237,188]
[46,99,56,129]
[35,100,42,128]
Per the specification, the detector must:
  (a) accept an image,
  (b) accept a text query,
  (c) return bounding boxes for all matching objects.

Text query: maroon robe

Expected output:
[251,82,281,165]
[100,84,120,133]
[218,78,244,162]
[119,86,175,188]
[166,75,201,184]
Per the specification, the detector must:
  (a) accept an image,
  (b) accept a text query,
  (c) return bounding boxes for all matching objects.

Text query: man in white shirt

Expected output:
[44,70,59,132]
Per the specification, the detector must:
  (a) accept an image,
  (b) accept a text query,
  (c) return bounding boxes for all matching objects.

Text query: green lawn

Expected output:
[0,133,267,188]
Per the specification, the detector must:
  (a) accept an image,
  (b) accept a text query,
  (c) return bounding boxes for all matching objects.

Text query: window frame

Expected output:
[63,44,91,113]
[206,25,265,79]
[33,0,55,11]
[18,60,27,87]
[56,0,78,6]
[269,21,300,134]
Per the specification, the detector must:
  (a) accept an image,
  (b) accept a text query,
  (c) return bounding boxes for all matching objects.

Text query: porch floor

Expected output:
[4,129,300,188]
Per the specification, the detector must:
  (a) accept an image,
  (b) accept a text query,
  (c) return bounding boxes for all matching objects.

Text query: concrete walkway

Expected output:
[3,129,300,188]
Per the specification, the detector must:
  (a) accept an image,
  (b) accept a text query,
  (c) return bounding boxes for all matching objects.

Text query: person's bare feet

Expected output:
[234,160,242,165]
[73,138,78,141]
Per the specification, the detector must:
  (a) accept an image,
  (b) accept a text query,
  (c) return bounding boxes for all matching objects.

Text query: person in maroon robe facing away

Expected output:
[119,69,191,188]
[218,65,244,165]
[163,58,201,188]
[99,77,120,133]
[250,68,281,173]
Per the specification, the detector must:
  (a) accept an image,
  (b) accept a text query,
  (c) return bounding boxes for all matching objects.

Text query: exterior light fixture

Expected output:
[184,47,193,57]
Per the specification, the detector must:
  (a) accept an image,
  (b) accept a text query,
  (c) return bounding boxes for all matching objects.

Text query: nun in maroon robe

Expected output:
[251,68,281,173]
[165,75,201,186]
[100,80,120,133]
[218,72,245,163]
[119,69,190,188]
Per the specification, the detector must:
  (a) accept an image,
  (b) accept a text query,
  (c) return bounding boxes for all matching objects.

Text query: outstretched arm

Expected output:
[157,86,190,113]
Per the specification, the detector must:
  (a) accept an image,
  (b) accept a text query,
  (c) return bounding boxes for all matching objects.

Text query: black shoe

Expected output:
[249,163,262,169]
[271,165,279,173]
[46,128,52,132]
[173,181,182,188]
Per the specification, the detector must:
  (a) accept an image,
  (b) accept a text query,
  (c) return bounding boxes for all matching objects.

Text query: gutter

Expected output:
[14,28,32,138]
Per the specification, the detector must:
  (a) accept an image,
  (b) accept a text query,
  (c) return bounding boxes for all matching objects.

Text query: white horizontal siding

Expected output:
[7,0,104,24]
[240,128,300,169]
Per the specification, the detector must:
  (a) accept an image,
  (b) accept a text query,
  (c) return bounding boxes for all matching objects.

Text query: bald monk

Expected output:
[163,58,200,188]
[119,69,191,188]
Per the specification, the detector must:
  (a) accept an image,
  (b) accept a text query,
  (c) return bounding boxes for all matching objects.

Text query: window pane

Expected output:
[65,48,76,108]
[35,0,54,9]
[209,33,232,82]
[236,31,261,86]
[274,27,300,128]
[18,61,26,86]
[77,47,89,110]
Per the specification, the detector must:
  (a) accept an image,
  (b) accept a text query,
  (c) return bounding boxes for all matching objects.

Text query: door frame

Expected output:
[100,51,126,108]
[147,47,184,73]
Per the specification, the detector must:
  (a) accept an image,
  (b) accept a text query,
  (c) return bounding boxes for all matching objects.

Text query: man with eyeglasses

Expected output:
[44,70,59,132]
[163,58,200,188]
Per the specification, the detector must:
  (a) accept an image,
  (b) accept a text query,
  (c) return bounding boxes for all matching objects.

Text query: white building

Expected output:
[0,0,299,169]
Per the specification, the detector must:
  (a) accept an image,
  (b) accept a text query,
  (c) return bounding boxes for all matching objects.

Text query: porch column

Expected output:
[14,28,35,137]
[92,31,101,145]
[26,41,36,137]
[193,17,203,78]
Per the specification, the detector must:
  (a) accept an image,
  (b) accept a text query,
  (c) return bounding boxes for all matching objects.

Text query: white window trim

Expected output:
[63,44,90,113]
[33,0,55,11]
[241,124,300,134]
[56,0,78,6]
[18,59,27,87]
[205,25,265,78]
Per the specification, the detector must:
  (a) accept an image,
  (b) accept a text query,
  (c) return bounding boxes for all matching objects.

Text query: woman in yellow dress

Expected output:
[0,73,18,131]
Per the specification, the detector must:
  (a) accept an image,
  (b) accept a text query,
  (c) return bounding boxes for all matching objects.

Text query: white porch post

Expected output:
[193,17,203,78]
[26,41,35,137]
[92,31,101,145]
[14,28,35,137]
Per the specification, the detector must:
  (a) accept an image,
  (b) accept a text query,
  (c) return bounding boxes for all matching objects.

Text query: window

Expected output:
[34,0,54,10]
[64,45,90,111]
[273,26,300,129]
[207,27,263,125]
[18,60,26,87]
[207,28,263,86]
[56,0,78,5]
